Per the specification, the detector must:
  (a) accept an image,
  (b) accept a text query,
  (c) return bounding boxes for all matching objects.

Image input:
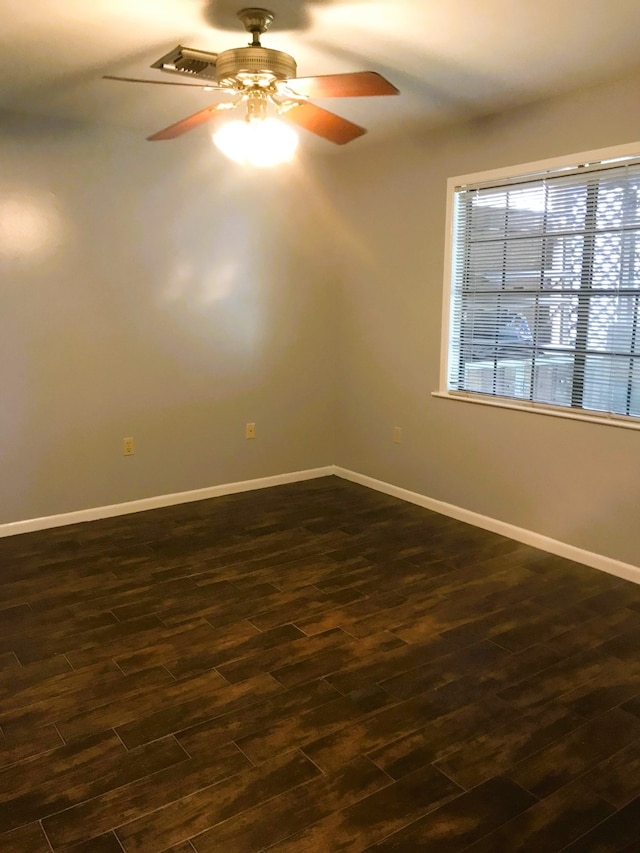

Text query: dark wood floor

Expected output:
[1,477,640,852]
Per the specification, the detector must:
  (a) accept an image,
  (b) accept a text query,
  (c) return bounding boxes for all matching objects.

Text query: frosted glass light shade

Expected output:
[213,118,298,167]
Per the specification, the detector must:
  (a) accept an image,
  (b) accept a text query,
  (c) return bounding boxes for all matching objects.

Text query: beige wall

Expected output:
[0,111,336,524]
[3,68,640,568]
[329,69,640,567]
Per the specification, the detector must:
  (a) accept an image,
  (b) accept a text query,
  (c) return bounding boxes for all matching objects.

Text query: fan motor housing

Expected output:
[215,47,296,86]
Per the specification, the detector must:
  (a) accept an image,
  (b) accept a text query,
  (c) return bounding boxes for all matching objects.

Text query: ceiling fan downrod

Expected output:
[237,7,275,47]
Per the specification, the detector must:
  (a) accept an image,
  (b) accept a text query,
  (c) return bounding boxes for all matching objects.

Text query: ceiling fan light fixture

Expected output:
[213,116,298,167]
[107,8,399,147]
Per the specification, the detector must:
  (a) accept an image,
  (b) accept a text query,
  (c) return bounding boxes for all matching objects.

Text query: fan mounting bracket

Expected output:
[237,8,275,46]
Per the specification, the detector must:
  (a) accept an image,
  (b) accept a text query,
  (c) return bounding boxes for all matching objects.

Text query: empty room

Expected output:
[2,1,640,851]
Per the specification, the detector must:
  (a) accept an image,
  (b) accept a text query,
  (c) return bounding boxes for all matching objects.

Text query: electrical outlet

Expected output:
[123,437,135,456]
[393,426,402,444]
[245,422,256,440]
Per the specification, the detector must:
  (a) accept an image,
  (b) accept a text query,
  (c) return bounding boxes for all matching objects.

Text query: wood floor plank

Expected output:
[64,616,216,671]
[599,622,640,662]
[112,620,260,676]
[541,606,640,658]
[0,655,73,696]
[42,741,251,849]
[0,651,20,672]
[59,833,128,853]
[433,702,586,790]
[0,604,33,635]
[0,476,638,851]
[378,594,508,644]
[270,631,406,688]
[301,690,465,773]
[579,739,640,808]
[190,756,389,853]
[0,660,128,729]
[363,776,536,852]
[247,587,365,632]
[0,821,52,852]
[557,655,640,718]
[342,590,447,639]
[7,612,127,666]
[176,679,341,757]
[460,779,614,853]
[0,721,64,768]
[323,634,455,695]
[215,626,352,684]
[114,671,283,749]
[496,647,621,711]
[236,684,395,765]
[423,643,562,707]
[293,590,407,636]
[109,578,239,622]
[225,555,372,594]
[56,668,227,742]
[161,844,197,853]
[0,730,126,803]
[0,735,189,834]
[561,796,640,852]
[506,707,640,798]
[367,694,521,781]
[261,764,463,853]
[378,639,511,700]
[159,584,332,629]
[113,750,320,853]
[166,622,301,680]
[328,560,445,601]
[489,602,596,652]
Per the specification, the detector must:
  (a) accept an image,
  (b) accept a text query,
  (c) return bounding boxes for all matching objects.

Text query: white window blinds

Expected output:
[447,158,640,419]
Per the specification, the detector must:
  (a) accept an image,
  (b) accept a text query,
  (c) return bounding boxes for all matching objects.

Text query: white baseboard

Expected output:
[333,467,640,586]
[0,466,336,539]
[3,464,638,587]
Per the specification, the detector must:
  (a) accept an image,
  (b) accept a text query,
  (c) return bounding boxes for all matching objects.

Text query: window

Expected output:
[442,145,640,425]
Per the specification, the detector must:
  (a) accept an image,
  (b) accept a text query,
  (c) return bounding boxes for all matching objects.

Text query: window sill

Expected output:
[431,391,640,431]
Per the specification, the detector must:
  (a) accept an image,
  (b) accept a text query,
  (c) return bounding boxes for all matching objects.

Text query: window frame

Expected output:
[436,140,640,431]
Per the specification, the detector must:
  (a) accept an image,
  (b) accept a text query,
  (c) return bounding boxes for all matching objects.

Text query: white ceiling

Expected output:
[2,0,640,150]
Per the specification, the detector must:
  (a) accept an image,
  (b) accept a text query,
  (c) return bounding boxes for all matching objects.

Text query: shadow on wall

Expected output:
[0,46,177,117]
[0,116,336,525]
[203,0,337,32]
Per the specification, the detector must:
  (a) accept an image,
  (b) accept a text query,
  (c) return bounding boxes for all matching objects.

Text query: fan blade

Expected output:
[283,71,399,99]
[283,102,365,145]
[103,74,221,90]
[147,104,231,141]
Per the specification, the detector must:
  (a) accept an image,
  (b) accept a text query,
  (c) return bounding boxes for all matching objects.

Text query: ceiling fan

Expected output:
[104,7,399,147]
